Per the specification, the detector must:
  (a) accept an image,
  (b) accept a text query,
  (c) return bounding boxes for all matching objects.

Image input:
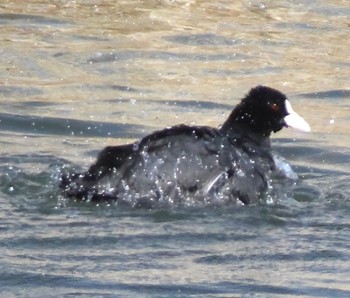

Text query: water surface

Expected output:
[1,1,350,297]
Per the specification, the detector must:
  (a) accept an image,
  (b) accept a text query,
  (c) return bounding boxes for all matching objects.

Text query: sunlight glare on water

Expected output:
[0,0,350,297]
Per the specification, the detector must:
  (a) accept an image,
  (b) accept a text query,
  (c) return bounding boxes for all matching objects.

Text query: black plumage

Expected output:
[60,86,310,207]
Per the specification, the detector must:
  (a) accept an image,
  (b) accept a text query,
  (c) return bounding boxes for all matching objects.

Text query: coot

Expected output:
[60,86,310,206]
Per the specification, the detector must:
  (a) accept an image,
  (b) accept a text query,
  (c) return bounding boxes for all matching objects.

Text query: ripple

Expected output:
[299,89,350,100]
[164,33,239,46]
[0,13,71,26]
[0,112,147,138]
[87,50,247,64]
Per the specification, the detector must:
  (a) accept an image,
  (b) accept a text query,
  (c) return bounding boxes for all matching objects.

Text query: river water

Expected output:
[1,0,350,297]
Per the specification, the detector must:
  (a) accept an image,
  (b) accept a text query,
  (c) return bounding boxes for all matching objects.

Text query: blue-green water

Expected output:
[1,1,350,297]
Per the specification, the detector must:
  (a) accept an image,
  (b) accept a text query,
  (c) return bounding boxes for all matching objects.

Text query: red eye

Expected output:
[270,103,279,112]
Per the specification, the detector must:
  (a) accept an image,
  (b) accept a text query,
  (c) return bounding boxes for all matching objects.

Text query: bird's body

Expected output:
[60,86,310,207]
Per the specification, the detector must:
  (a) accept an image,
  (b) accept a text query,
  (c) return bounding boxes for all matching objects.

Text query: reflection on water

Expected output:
[0,0,350,296]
